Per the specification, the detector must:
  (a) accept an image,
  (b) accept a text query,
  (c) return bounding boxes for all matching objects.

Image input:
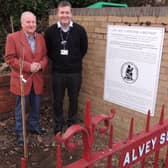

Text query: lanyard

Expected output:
[60,29,70,49]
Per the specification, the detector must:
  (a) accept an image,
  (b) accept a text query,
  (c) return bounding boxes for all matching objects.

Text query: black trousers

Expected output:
[52,72,81,131]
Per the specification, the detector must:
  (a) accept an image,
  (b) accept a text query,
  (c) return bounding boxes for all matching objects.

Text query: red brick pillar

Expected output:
[0,73,15,119]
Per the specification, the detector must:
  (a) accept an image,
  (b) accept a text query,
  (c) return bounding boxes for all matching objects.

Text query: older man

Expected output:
[5,11,48,146]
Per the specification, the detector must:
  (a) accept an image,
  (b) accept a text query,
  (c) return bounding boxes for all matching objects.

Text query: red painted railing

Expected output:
[55,101,168,168]
[21,157,26,168]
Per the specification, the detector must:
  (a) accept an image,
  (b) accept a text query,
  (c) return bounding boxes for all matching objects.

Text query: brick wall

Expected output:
[0,74,15,119]
[49,7,168,140]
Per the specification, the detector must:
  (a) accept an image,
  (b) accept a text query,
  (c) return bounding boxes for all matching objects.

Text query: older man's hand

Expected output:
[30,62,41,73]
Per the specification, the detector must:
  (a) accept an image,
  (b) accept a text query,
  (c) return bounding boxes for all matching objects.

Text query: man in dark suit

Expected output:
[45,1,88,134]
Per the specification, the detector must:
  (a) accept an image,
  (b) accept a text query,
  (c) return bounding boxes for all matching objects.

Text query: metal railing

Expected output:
[20,101,168,167]
[55,101,168,168]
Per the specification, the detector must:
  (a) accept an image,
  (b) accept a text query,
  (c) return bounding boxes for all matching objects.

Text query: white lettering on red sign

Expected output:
[132,149,137,161]
[138,143,145,157]
[123,137,157,167]
[160,131,168,145]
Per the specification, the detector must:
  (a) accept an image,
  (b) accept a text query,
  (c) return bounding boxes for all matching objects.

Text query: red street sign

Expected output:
[119,119,168,167]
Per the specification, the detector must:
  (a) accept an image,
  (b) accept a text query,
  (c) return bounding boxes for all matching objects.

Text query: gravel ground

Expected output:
[0,109,166,168]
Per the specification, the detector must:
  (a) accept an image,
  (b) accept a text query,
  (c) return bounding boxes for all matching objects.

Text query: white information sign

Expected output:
[104,25,165,116]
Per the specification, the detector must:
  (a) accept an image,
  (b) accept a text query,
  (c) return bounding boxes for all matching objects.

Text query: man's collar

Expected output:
[24,32,36,39]
[57,21,73,32]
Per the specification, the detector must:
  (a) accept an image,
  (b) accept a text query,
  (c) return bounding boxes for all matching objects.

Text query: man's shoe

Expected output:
[67,121,76,128]
[54,126,62,135]
[54,129,62,135]
[29,128,47,135]
[17,134,24,147]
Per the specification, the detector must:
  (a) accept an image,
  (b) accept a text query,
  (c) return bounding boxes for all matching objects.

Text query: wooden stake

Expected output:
[19,46,28,159]
[10,16,14,33]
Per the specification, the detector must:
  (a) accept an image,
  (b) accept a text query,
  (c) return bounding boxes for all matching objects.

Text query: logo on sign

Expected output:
[121,62,138,84]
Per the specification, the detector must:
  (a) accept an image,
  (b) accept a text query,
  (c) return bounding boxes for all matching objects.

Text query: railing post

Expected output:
[128,117,134,140]
[84,100,93,145]
[107,125,113,168]
[21,157,26,168]
[159,104,164,125]
[84,100,93,168]
[146,110,151,132]
[56,144,62,168]
[165,146,168,168]
[154,150,159,168]
[141,159,145,168]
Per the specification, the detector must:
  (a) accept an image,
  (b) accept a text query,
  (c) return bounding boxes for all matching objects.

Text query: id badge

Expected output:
[60,49,68,55]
